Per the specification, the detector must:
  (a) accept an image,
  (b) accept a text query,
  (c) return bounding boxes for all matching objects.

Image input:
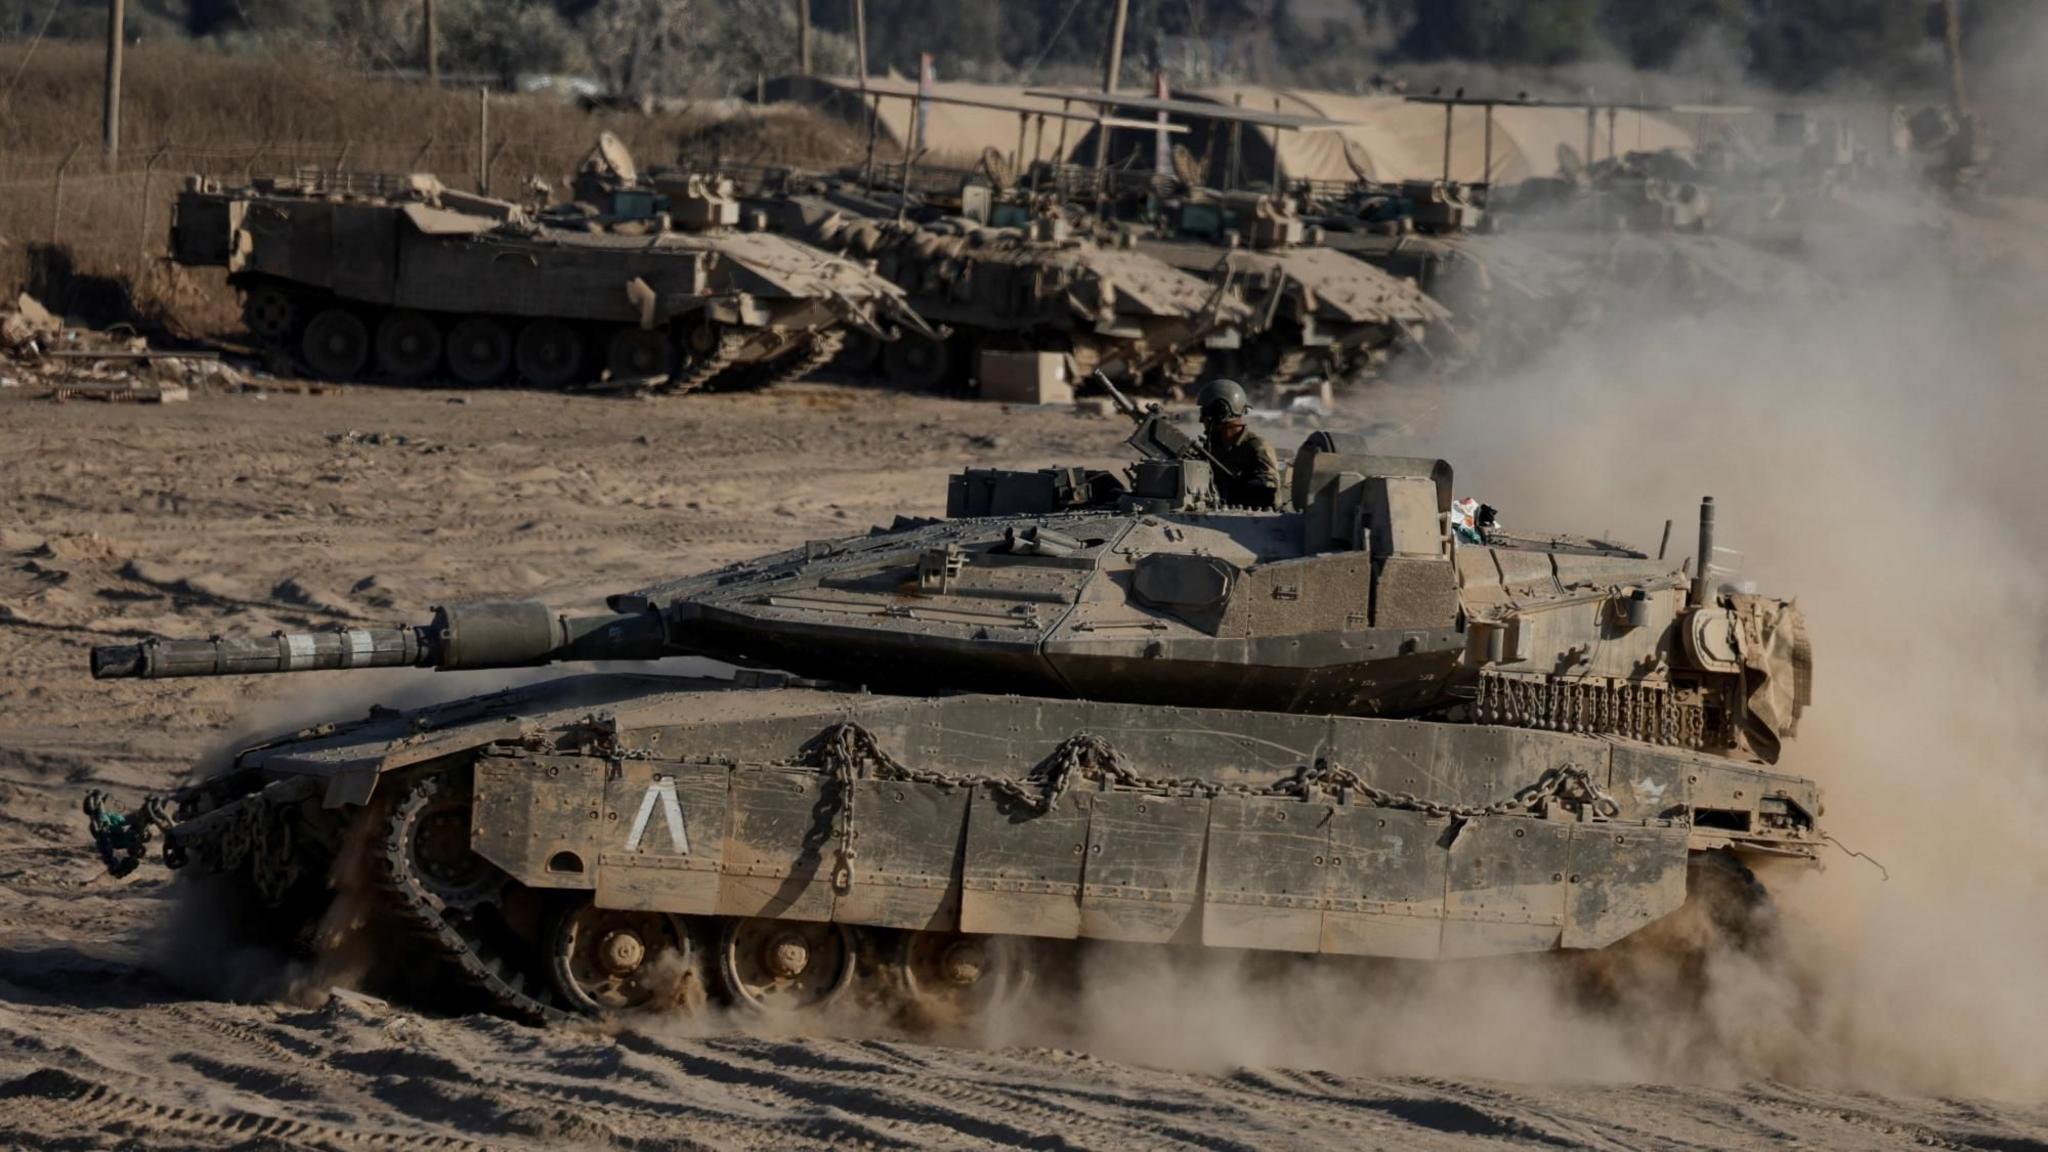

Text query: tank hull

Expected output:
[167,673,1819,1022]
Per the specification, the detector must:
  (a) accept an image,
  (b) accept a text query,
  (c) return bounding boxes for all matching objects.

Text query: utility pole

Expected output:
[1092,0,1129,175]
[798,0,813,76]
[423,0,439,87]
[102,0,125,165]
[854,0,873,186]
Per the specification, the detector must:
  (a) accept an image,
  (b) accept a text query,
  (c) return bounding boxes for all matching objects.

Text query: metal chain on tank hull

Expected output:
[804,722,1621,892]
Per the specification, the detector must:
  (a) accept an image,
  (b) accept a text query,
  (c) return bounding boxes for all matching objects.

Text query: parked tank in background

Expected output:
[1130,190,1455,384]
[168,139,931,393]
[87,413,1820,1026]
[736,174,1247,393]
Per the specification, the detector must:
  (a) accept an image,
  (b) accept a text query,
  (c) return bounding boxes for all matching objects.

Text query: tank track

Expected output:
[378,773,571,1025]
[656,330,749,396]
[760,329,847,389]
[717,330,846,392]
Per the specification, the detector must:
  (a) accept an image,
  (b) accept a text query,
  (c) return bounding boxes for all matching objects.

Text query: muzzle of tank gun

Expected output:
[1690,496,1716,607]
[89,600,673,680]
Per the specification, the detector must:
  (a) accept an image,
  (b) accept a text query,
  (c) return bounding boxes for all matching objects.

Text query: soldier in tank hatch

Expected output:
[1196,379,1282,508]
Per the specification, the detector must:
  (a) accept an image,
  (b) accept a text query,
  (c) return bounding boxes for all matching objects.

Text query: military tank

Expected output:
[1130,191,1455,384]
[86,411,1820,1025]
[736,174,1246,392]
[168,141,931,393]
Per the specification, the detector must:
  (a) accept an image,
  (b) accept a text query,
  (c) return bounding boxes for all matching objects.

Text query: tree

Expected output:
[1397,0,1605,66]
[581,0,695,98]
[1602,0,1748,70]
[439,0,580,84]
[1746,0,1934,92]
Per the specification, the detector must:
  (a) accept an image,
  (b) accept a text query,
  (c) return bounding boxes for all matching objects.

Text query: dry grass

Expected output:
[0,42,862,335]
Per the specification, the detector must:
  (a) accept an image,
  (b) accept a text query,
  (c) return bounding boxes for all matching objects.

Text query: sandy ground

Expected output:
[2,376,2045,1151]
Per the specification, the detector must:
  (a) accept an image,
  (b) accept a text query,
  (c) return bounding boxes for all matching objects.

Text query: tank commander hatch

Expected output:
[1197,379,1282,508]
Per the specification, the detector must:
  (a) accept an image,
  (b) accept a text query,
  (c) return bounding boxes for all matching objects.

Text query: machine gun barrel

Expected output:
[89,600,672,681]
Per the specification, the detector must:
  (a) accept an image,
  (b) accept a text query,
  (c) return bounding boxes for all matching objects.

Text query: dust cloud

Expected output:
[995,119,2048,1099]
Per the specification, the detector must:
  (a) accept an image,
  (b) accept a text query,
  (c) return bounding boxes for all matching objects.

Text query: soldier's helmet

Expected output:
[1197,378,1250,423]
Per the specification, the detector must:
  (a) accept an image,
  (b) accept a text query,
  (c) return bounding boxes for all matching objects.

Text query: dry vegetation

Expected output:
[0,43,860,335]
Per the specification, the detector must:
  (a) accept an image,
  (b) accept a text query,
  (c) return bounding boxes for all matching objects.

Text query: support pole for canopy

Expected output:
[1054,99,1072,197]
[1227,93,1244,190]
[898,93,921,222]
[1093,0,1130,175]
[1270,98,1284,190]
[1482,102,1495,188]
[1014,112,1028,185]
[862,93,880,192]
[1584,107,1597,172]
[1442,101,1454,183]
[1607,105,1619,162]
[1030,113,1046,193]
[854,0,871,189]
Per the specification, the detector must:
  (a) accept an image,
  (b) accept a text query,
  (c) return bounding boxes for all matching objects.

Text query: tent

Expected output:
[770,75,1707,187]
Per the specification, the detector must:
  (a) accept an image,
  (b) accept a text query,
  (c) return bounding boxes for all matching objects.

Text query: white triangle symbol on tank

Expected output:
[624,777,690,854]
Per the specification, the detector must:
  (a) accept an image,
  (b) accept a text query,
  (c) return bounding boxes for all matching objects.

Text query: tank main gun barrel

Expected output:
[1690,496,1716,606]
[89,600,671,681]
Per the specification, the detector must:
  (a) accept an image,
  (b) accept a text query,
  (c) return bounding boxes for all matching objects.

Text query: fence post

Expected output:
[136,143,168,260]
[51,142,82,245]
[486,139,508,197]
[409,131,437,174]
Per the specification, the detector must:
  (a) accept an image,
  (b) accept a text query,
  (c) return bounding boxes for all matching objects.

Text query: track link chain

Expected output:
[720,329,846,392]
[378,772,572,1025]
[658,330,750,396]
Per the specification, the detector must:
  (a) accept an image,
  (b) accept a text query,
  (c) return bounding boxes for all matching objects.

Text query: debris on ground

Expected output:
[1,293,268,402]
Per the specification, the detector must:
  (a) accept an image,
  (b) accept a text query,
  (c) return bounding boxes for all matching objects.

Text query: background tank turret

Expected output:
[168,136,932,393]
[86,426,1821,1027]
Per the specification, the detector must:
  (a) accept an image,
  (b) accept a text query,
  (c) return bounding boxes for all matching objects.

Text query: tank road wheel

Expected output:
[897,931,1019,1026]
[835,329,883,377]
[514,320,585,390]
[549,901,694,1016]
[606,327,674,382]
[445,317,514,386]
[301,308,370,380]
[402,780,501,911]
[717,918,855,1015]
[374,311,443,383]
[882,333,953,391]
[242,285,299,343]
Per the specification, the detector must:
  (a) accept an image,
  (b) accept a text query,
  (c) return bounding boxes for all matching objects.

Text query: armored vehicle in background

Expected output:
[729,172,1245,393]
[88,416,1819,1025]
[1131,191,1454,384]
[169,152,928,393]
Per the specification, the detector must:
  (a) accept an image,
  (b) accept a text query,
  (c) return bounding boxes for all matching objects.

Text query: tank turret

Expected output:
[91,431,1810,764]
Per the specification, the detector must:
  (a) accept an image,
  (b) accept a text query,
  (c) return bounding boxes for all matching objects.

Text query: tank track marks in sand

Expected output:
[0,1066,492,1152]
[623,1032,1270,1152]
[616,1032,1125,1152]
